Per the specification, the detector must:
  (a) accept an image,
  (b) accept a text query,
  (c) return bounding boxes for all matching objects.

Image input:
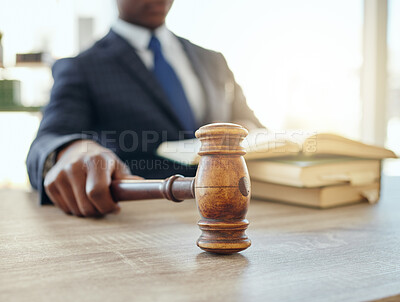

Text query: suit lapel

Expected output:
[103,30,187,130]
[178,37,219,125]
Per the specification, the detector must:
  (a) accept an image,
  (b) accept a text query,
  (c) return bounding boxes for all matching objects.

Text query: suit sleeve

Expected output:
[26,57,96,205]
[218,54,264,128]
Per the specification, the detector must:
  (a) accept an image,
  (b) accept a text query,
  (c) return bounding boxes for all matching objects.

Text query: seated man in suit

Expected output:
[27,0,263,217]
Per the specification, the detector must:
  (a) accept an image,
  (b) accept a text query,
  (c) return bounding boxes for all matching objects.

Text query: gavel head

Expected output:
[194,123,251,254]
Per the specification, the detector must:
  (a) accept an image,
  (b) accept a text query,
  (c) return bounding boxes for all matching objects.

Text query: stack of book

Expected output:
[156,129,397,208]
[248,157,381,208]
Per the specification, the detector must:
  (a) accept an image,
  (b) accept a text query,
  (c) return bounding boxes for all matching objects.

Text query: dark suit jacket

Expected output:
[26,29,262,204]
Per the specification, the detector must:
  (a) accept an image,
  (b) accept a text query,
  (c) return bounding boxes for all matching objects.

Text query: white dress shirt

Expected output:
[112,18,206,123]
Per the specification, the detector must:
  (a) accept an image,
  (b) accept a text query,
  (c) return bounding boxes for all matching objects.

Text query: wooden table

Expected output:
[1,177,400,302]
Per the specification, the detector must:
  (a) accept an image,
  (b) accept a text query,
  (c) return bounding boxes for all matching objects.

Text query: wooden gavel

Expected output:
[110,123,251,254]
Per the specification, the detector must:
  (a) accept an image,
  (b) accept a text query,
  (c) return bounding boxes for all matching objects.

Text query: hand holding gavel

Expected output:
[45,123,251,254]
[111,123,251,254]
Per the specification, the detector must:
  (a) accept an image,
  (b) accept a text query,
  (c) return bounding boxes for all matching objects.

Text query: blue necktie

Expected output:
[148,35,197,132]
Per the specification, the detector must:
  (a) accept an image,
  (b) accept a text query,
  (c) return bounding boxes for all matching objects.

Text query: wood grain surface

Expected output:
[1,177,400,302]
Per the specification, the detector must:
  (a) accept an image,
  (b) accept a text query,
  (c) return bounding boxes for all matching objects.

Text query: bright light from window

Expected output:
[168,0,363,139]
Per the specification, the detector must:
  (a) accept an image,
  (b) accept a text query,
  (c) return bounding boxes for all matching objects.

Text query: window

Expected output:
[387,0,400,154]
[385,0,400,174]
[168,0,364,139]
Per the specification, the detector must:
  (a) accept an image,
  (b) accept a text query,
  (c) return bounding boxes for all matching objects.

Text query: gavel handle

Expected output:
[110,175,195,203]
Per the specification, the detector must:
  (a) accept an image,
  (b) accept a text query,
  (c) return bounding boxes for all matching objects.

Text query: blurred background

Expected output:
[0,0,399,188]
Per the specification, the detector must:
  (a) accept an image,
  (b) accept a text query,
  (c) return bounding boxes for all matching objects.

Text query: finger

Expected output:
[45,184,71,215]
[85,155,119,215]
[111,158,142,212]
[113,158,133,179]
[55,173,83,216]
[118,175,144,180]
[66,164,100,217]
[52,190,72,215]
[111,160,142,210]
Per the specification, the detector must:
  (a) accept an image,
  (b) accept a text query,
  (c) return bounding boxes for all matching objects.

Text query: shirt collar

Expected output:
[112,18,174,51]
